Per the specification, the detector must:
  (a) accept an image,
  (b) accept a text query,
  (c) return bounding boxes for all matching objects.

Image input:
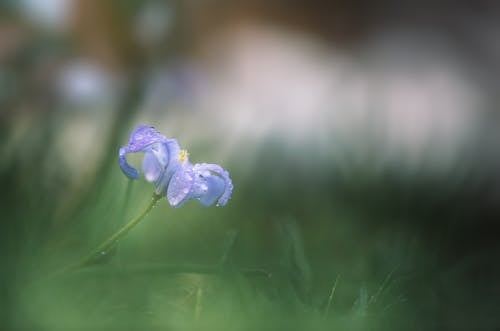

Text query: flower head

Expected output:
[119,125,233,207]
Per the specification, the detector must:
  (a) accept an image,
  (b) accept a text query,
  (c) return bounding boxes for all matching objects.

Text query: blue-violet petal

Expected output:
[193,163,233,206]
[142,150,163,182]
[119,147,139,179]
[127,125,167,152]
[167,165,195,207]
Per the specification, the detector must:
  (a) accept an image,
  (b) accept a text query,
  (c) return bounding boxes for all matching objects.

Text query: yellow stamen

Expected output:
[179,149,189,163]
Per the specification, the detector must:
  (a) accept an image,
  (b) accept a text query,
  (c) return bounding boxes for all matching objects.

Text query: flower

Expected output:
[119,125,233,207]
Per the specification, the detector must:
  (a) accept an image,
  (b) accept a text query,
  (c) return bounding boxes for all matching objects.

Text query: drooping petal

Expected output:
[198,175,226,207]
[153,139,182,195]
[119,147,139,179]
[142,140,173,183]
[142,150,162,182]
[192,163,233,206]
[167,165,195,207]
[119,125,168,180]
[127,125,168,152]
[149,141,169,166]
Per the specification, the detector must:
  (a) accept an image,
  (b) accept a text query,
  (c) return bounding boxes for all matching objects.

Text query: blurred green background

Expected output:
[1,1,500,330]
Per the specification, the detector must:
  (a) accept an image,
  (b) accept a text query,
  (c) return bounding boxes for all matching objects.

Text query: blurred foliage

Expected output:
[1,1,500,330]
[1,110,499,330]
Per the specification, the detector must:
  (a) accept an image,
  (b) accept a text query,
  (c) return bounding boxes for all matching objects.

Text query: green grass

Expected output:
[2,119,498,331]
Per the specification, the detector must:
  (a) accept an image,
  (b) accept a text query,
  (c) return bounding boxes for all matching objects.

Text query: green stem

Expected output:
[70,193,161,270]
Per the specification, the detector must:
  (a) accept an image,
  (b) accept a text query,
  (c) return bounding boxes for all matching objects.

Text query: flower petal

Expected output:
[127,125,167,152]
[198,175,226,207]
[119,147,139,179]
[153,139,182,195]
[167,165,195,207]
[193,163,233,206]
[149,141,169,166]
[142,150,162,182]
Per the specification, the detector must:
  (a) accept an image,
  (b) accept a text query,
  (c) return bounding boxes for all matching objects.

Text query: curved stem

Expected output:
[70,193,161,270]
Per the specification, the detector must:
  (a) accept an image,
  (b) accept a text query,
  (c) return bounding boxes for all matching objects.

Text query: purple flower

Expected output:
[119,125,233,207]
